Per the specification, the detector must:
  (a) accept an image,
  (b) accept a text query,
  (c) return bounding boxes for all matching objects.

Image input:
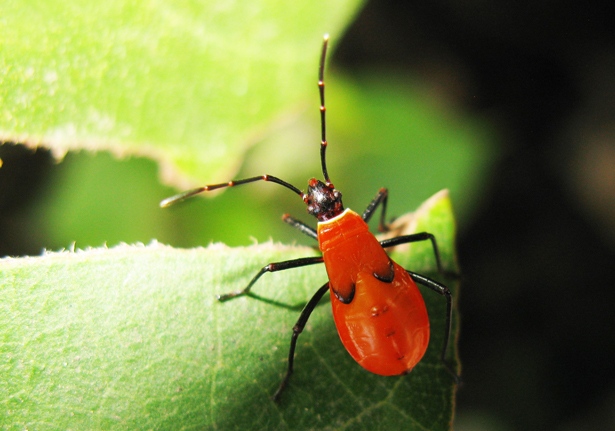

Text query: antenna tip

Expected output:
[159,198,173,208]
[323,33,330,41]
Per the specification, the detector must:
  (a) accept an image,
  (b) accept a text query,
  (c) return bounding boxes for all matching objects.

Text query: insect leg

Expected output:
[406,270,460,384]
[272,282,329,402]
[282,213,318,240]
[217,256,324,301]
[380,233,446,275]
[361,188,389,232]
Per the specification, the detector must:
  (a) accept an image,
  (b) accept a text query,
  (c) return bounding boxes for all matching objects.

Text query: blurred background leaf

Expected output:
[0,0,361,186]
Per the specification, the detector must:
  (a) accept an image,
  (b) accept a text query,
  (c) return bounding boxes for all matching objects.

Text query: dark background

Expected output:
[335,1,615,430]
[2,1,614,430]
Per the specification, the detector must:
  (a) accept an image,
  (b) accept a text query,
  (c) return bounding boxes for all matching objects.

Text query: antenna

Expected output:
[159,175,303,208]
[318,34,331,185]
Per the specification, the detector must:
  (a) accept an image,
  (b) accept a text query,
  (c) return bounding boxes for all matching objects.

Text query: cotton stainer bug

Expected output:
[160,34,460,402]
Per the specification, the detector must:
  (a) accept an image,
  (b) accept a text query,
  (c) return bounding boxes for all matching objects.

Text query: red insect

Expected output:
[161,35,459,401]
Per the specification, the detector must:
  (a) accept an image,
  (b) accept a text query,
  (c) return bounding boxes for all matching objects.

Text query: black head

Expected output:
[304,178,344,222]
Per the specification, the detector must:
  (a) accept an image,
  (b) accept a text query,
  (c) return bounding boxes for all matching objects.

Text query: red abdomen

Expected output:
[318,209,430,376]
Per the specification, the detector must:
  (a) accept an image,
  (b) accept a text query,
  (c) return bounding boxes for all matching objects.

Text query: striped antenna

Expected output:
[318,34,331,185]
[159,175,304,208]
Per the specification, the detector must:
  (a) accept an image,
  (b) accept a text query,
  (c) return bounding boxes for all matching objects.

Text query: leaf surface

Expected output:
[1,191,459,430]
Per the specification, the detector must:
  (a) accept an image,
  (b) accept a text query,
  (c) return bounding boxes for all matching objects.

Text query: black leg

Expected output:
[217,256,324,301]
[361,188,389,232]
[282,214,318,240]
[272,282,330,402]
[380,232,446,275]
[407,270,460,384]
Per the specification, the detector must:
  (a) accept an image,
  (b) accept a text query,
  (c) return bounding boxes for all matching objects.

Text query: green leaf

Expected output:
[0,0,363,184]
[0,191,459,430]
